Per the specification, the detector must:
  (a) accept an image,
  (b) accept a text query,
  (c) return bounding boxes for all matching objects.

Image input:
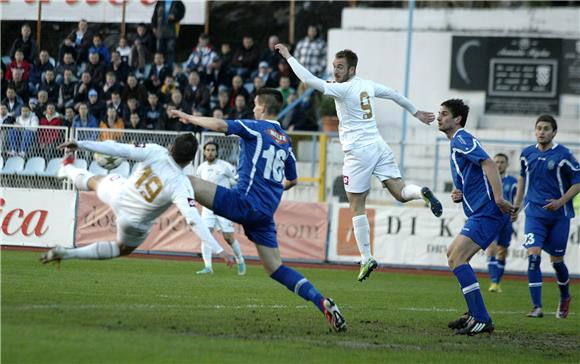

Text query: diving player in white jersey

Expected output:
[40,134,234,267]
[276,44,442,282]
[196,140,246,275]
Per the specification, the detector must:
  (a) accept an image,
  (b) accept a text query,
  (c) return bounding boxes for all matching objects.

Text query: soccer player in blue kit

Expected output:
[168,88,347,332]
[512,114,580,319]
[487,153,518,293]
[437,99,513,335]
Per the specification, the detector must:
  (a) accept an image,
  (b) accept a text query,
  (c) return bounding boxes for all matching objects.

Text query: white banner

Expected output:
[0,188,76,248]
[328,203,580,275]
[0,0,205,25]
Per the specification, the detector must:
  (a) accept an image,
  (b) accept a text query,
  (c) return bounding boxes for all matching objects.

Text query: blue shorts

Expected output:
[460,212,504,250]
[212,186,279,248]
[495,214,513,247]
[523,215,570,256]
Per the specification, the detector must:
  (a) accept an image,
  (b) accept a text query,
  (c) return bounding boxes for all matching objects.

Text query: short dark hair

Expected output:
[535,114,557,132]
[255,88,283,116]
[335,49,358,69]
[173,133,199,165]
[441,98,469,127]
[494,153,509,163]
[203,141,219,153]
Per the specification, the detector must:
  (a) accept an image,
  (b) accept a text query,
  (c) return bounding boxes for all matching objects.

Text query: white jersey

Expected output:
[323,77,417,151]
[77,140,224,253]
[197,159,237,216]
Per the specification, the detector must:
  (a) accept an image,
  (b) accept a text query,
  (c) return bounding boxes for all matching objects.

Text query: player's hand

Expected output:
[451,189,463,203]
[168,109,190,124]
[414,110,435,125]
[274,43,291,59]
[511,205,520,222]
[495,198,513,215]
[543,199,563,212]
[57,139,79,151]
[218,251,235,268]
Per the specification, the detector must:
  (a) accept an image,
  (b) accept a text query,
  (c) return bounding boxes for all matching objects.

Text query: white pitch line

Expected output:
[399,307,576,316]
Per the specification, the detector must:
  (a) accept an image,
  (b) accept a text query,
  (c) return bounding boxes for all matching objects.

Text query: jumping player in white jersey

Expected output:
[196,140,246,275]
[40,134,234,267]
[276,44,442,282]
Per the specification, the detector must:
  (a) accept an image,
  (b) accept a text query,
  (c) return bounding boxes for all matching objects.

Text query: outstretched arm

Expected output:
[168,109,228,133]
[275,44,326,92]
[58,139,154,161]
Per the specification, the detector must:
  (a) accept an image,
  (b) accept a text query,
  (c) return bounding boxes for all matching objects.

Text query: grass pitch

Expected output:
[2,250,579,363]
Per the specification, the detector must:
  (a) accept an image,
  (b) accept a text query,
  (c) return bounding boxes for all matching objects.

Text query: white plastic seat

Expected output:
[40,158,63,177]
[18,157,47,176]
[1,156,25,174]
[109,160,130,178]
[88,161,108,176]
[0,156,3,170]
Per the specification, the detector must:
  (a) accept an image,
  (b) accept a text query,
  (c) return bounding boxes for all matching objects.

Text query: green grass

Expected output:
[2,250,579,363]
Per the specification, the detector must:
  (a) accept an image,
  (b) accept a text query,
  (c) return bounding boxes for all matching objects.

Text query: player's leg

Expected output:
[188,176,218,210]
[57,150,104,192]
[523,216,548,317]
[197,224,215,275]
[255,243,346,332]
[382,178,442,218]
[493,216,512,292]
[222,230,246,276]
[486,242,499,291]
[495,245,508,288]
[547,218,571,318]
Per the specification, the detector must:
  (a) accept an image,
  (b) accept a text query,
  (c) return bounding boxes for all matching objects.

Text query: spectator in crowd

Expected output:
[58,37,77,66]
[0,68,7,100]
[274,58,299,88]
[251,61,277,88]
[151,0,185,66]
[159,74,177,104]
[55,52,78,81]
[32,50,55,87]
[186,33,217,76]
[183,71,210,113]
[89,34,111,65]
[33,90,50,119]
[66,19,92,64]
[9,23,38,63]
[72,102,98,129]
[62,106,76,128]
[228,75,249,109]
[211,108,224,119]
[230,94,252,119]
[88,89,106,121]
[116,36,132,64]
[107,91,125,117]
[126,112,144,130]
[231,35,261,79]
[206,55,230,99]
[293,25,327,77]
[260,35,281,69]
[249,76,265,106]
[86,50,106,86]
[101,71,122,101]
[5,49,31,82]
[38,102,63,156]
[146,52,171,94]
[172,62,188,90]
[122,97,142,126]
[277,76,295,107]
[130,23,155,72]
[214,89,232,117]
[282,92,317,132]
[74,71,95,105]
[10,68,31,103]
[99,106,124,141]
[38,69,59,103]
[161,89,189,131]
[2,86,23,118]
[218,42,234,71]
[0,103,16,125]
[7,103,38,157]
[107,51,131,87]
[122,74,147,104]
[143,92,162,130]
[58,69,76,111]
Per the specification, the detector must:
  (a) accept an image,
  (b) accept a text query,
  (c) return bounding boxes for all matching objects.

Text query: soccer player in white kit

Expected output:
[196,140,246,275]
[276,44,442,282]
[40,134,234,267]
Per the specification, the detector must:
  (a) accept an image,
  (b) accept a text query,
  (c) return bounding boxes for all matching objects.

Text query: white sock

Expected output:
[63,241,120,260]
[230,240,244,263]
[63,165,93,191]
[401,184,423,201]
[352,214,372,262]
[201,241,213,269]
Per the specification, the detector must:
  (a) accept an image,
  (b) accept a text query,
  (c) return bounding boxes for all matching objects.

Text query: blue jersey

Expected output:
[520,143,580,219]
[225,119,297,217]
[502,175,518,203]
[450,129,497,217]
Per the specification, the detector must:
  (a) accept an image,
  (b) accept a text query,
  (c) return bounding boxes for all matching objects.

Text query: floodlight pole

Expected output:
[36,1,42,49]
[289,0,295,44]
[399,0,415,177]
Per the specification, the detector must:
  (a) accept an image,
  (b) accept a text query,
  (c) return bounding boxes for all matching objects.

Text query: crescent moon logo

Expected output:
[456,40,481,85]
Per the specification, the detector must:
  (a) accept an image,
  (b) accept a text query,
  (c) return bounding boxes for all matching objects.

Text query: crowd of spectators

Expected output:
[1,15,326,157]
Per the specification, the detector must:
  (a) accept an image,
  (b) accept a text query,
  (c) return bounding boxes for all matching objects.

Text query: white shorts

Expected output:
[201,209,235,233]
[96,174,151,247]
[342,141,401,193]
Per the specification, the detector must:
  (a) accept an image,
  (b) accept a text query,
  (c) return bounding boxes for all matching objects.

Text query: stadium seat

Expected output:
[88,161,108,176]
[0,156,3,170]
[109,160,130,177]
[1,156,25,174]
[40,158,63,177]
[18,157,47,176]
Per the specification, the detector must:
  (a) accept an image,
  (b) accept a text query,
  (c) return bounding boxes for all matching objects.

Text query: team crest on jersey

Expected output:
[266,129,288,144]
[547,159,556,170]
[187,197,196,207]
[343,175,349,185]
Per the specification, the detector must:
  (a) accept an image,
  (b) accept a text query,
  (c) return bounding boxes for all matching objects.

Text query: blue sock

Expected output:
[553,261,570,299]
[496,259,506,284]
[453,264,491,322]
[487,256,498,283]
[270,265,324,313]
[527,254,543,308]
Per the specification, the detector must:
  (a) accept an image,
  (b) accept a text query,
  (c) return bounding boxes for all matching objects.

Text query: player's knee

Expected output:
[550,255,564,264]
